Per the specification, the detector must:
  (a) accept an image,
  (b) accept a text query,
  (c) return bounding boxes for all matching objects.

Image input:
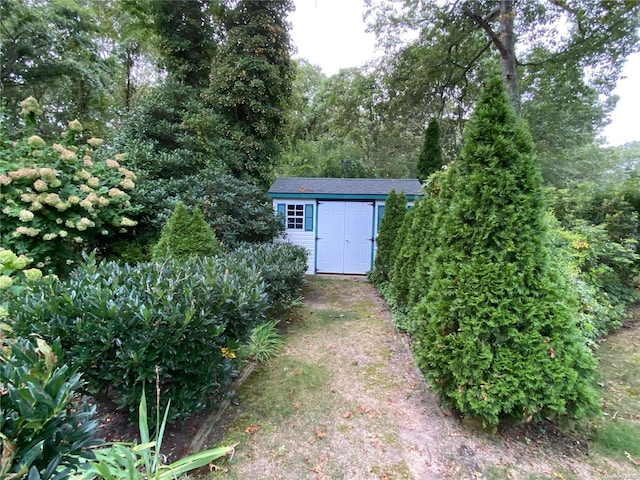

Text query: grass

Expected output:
[590,306,640,468]
[197,279,640,478]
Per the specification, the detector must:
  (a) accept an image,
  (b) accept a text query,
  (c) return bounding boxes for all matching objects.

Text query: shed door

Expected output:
[317,201,373,274]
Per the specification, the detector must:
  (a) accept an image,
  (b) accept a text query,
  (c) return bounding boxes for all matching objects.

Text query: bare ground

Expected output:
[199,277,639,480]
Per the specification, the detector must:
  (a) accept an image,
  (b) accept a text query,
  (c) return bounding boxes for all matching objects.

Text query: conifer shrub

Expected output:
[407,169,454,310]
[370,189,407,285]
[411,77,599,427]
[417,119,443,182]
[387,202,417,309]
[152,201,220,260]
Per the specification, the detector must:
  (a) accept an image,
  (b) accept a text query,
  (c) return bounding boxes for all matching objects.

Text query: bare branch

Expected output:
[461,5,507,58]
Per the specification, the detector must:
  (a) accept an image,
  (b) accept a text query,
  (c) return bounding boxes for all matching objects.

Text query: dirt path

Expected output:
[205,277,637,479]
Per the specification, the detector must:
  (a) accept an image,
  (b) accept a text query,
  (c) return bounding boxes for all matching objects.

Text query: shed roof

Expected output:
[268,177,423,199]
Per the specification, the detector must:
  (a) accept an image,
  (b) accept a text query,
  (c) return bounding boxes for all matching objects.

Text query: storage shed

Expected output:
[268,177,423,275]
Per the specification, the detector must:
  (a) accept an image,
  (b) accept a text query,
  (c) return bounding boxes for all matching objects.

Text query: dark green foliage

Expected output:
[204,0,295,187]
[230,243,307,314]
[152,202,220,260]
[10,254,268,421]
[549,183,640,320]
[189,170,285,248]
[143,0,218,87]
[125,169,284,249]
[412,77,599,426]
[0,337,100,478]
[370,190,408,285]
[0,0,116,138]
[417,119,443,182]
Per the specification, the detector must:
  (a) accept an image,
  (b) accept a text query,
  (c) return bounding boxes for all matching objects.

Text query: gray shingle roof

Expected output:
[269,177,423,197]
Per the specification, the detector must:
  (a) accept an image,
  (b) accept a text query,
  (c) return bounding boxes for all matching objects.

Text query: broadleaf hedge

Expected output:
[9,243,306,421]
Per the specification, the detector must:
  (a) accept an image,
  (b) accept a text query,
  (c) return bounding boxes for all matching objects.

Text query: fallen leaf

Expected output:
[342,411,352,419]
[244,425,261,435]
[357,406,371,414]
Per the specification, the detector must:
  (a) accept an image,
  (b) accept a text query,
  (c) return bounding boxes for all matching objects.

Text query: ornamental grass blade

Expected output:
[155,445,235,480]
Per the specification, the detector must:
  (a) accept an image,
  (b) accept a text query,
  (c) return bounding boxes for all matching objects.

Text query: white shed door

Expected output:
[317,201,373,274]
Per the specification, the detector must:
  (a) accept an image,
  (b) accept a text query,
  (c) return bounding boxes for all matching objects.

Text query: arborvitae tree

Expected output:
[416,119,442,183]
[407,169,454,309]
[152,202,220,260]
[411,77,599,427]
[391,172,444,315]
[370,189,407,285]
[388,201,418,308]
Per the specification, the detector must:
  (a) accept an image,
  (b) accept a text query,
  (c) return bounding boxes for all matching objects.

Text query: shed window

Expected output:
[287,204,304,229]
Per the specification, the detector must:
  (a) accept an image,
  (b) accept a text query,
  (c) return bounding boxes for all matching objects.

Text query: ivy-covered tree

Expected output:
[370,189,407,285]
[411,76,599,427]
[203,0,295,187]
[417,119,443,182]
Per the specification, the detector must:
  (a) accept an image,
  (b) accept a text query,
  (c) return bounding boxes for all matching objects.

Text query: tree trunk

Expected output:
[499,0,520,115]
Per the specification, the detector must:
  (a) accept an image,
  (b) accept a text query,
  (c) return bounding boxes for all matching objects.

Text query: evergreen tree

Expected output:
[152,202,220,260]
[370,190,407,285]
[204,0,295,187]
[416,119,443,182]
[412,76,598,426]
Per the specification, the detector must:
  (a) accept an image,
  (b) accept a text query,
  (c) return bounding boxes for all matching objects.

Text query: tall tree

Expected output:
[204,0,295,187]
[371,189,407,285]
[417,119,443,182]
[411,76,599,426]
[366,0,640,183]
[0,0,118,137]
[369,0,639,114]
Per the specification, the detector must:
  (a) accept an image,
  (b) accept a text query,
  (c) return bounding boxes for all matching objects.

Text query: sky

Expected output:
[289,0,639,147]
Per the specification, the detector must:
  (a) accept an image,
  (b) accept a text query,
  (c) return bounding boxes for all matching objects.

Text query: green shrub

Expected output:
[370,189,407,285]
[126,169,284,250]
[152,201,220,260]
[0,336,100,479]
[9,254,268,421]
[417,118,443,182]
[548,216,637,341]
[0,247,45,321]
[231,242,307,313]
[0,98,140,273]
[412,76,599,427]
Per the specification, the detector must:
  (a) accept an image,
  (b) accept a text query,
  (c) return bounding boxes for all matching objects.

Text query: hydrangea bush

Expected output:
[0,97,140,271]
[0,247,47,321]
